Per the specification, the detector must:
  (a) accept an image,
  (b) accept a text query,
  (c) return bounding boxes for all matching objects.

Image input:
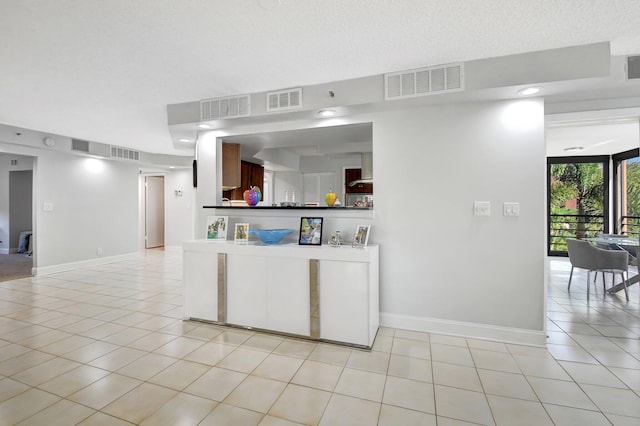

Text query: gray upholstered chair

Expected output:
[566,238,629,301]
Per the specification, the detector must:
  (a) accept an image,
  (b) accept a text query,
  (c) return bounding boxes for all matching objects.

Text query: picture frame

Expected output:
[299,217,323,245]
[353,225,370,247]
[234,223,249,242]
[206,216,228,240]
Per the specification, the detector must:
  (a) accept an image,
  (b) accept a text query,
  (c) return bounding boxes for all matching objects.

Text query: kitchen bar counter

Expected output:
[183,240,379,348]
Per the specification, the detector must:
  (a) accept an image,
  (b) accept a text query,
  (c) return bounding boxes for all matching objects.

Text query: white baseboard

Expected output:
[380,312,547,347]
[164,246,182,252]
[0,248,9,255]
[33,252,139,276]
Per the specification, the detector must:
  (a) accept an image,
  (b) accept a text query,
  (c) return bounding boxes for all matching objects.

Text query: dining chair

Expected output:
[566,238,629,301]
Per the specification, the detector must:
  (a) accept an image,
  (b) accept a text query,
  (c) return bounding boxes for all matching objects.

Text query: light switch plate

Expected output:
[43,202,53,212]
[473,201,491,216]
[503,202,520,216]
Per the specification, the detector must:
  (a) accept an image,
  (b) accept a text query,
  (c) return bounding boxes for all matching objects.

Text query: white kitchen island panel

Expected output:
[183,240,379,348]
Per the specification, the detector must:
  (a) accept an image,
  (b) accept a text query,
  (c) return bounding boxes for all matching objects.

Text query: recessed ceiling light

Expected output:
[563,146,584,153]
[169,166,176,169]
[198,124,212,129]
[318,109,336,117]
[179,138,192,143]
[517,87,540,96]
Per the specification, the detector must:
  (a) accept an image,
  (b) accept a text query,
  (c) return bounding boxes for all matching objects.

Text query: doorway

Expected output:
[145,176,165,249]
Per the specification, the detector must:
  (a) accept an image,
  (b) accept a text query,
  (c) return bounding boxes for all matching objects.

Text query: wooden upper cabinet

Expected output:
[345,168,373,194]
[222,143,241,190]
[224,160,264,200]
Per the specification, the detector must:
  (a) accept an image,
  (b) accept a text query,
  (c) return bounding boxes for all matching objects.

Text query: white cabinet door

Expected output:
[266,257,310,336]
[319,260,370,346]
[227,255,268,328]
[183,251,218,321]
[303,173,337,205]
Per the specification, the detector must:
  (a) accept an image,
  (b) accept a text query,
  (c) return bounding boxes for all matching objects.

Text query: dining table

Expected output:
[585,235,639,294]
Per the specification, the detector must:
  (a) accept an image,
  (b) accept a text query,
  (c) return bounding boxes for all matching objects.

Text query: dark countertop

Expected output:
[203,205,372,210]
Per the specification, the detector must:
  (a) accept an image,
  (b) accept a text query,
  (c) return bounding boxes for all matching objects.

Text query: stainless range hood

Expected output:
[348,152,373,186]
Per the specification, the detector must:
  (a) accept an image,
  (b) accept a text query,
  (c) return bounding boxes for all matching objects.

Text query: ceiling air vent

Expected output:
[71,139,90,153]
[266,88,303,112]
[627,55,640,80]
[385,63,464,100]
[200,95,251,120]
[110,146,140,161]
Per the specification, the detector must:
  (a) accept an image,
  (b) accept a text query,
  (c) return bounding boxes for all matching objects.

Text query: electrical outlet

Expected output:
[503,202,520,216]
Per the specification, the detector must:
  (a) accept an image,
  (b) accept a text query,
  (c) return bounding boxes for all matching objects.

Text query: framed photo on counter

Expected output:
[234,223,249,242]
[299,217,323,245]
[206,216,228,240]
[353,225,370,247]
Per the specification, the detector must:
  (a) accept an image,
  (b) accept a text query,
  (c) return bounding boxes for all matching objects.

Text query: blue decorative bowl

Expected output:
[249,229,294,244]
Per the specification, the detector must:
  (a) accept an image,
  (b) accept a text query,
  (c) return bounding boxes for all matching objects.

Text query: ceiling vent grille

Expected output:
[71,139,90,153]
[200,95,251,120]
[110,146,140,161]
[266,88,303,112]
[385,63,464,100]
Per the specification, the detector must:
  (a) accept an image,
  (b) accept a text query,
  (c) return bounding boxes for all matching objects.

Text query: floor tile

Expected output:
[242,334,285,352]
[68,373,142,410]
[346,349,390,374]
[0,388,60,426]
[319,393,381,426]
[0,378,29,403]
[430,344,474,367]
[184,366,246,401]
[200,402,263,426]
[224,375,286,413]
[513,354,572,380]
[477,369,537,401]
[527,376,598,410]
[559,360,627,388]
[543,403,612,426]
[378,403,437,426]
[268,384,331,425]
[252,353,304,382]
[88,346,147,371]
[432,361,483,392]
[273,339,316,359]
[140,392,217,426]
[15,398,95,426]
[581,383,640,418]
[308,343,352,366]
[102,382,177,424]
[116,352,177,380]
[12,356,80,386]
[37,364,110,397]
[216,347,270,374]
[148,358,211,391]
[470,348,521,373]
[387,354,432,382]
[334,367,386,402]
[291,360,343,392]
[487,394,554,425]
[434,384,493,425]
[183,341,235,365]
[392,338,430,359]
[383,375,435,414]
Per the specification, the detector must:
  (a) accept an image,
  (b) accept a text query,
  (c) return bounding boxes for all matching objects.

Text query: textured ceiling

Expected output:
[1,0,640,155]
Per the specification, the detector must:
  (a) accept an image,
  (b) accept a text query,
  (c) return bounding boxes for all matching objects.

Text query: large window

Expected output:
[547,156,609,255]
[614,148,640,238]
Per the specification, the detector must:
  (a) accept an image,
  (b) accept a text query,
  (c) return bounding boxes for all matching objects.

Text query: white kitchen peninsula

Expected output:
[183,239,379,348]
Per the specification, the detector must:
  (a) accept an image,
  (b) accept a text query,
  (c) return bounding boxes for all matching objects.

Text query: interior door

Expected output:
[145,176,165,248]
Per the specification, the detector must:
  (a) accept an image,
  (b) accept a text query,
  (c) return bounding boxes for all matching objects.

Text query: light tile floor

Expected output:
[1,251,639,425]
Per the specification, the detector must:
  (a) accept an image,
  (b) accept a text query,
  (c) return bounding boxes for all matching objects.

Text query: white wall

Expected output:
[165,169,196,249]
[194,98,546,345]
[35,151,139,269]
[372,100,545,340]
